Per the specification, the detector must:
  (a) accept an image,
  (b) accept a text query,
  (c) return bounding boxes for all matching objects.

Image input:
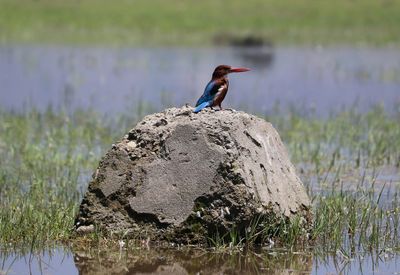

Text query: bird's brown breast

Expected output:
[212,78,229,107]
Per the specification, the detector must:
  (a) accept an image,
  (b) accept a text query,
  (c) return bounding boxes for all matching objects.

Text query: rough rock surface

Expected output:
[75,106,312,243]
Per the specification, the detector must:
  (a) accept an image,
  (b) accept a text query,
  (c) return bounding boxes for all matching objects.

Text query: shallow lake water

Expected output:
[2,247,400,275]
[1,45,400,274]
[1,45,399,116]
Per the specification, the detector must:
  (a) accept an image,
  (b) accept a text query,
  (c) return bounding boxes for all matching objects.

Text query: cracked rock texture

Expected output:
[75,106,312,243]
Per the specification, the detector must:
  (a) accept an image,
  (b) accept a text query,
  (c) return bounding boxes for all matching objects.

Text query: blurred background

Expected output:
[1,0,399,116]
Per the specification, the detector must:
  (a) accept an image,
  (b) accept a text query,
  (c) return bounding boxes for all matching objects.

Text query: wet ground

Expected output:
[1,45,399,116]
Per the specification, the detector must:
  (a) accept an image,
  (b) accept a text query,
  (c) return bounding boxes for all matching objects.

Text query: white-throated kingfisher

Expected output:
[193,65,250,113]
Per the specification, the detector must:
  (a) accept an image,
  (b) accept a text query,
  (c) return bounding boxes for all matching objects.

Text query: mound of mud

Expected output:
[75,106,312,244]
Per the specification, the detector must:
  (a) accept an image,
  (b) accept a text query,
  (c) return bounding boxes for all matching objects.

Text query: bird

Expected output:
[193,65,250,113]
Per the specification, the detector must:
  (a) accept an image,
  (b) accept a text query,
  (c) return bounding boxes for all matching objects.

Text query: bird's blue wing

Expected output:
[193,101,210,113]
[195,81,216,107]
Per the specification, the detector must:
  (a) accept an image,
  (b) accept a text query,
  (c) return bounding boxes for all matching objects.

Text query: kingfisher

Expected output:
[193,65,250,113]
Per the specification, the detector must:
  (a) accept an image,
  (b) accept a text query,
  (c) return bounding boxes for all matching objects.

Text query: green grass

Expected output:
[207,181,400,254]
[1,0,400,45]
[0,105,399,254]
[267,105,400,180]
[0,109,128,250]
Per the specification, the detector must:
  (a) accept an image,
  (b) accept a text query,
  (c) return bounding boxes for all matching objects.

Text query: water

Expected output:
[1,45,400,274]
[1,46,400,116]
[2,247,400,275]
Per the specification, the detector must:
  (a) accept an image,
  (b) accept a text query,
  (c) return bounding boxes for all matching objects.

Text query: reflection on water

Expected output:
[1,46,399,116]
[74,248,312,275]
[2,247,400,275]
[0,247,77,275]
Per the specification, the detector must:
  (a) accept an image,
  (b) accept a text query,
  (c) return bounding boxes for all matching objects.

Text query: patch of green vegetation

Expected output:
[312,182,400,254]
[0,0,400,45]
[270,105,400,165]
[207,214,310,251]
[0,108,129,250]
[0,105,399,255]
[207,179,400,253]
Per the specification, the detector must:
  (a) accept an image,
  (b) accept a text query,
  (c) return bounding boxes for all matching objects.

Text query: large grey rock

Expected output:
[75,106,312,243]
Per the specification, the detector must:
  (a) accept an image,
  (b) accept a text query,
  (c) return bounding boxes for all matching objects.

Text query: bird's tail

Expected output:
[193,102,210,113]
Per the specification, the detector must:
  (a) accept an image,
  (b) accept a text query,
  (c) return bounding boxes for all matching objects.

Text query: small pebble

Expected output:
[76,224,94,234]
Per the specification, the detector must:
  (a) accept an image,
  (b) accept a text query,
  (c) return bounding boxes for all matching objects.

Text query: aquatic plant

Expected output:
[0,108,125,250]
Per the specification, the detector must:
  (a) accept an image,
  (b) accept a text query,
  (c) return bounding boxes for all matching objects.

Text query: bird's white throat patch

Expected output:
[218,84,227,92]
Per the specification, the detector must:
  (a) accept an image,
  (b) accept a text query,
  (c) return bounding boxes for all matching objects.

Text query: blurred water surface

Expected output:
[1,45,399,116]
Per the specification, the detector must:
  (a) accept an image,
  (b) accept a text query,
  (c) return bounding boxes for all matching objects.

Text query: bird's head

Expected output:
[212,65,250,78]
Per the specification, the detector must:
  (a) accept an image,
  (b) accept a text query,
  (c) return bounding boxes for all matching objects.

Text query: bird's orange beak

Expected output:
[229,67,251,73]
